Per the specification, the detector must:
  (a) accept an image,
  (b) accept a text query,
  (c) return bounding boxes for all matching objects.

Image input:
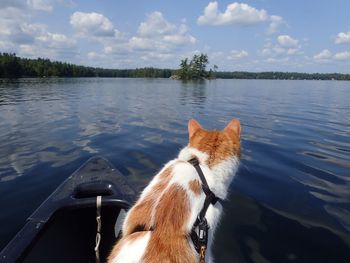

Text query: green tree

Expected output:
[0,53,21,78]
[178,53,209,80]
[179,58,190,79]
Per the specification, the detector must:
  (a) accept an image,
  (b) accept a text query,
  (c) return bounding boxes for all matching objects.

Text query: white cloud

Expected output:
[266,15,284,34]
[264,47,281,56]
[162,23,196,45]
[18,44,37,56]
[334,51,350,60]
[70,12,119,37]
[228,50,248,59]
[140,52,174,61]
[138,11,176,37]
[197,1,269,26]
[37,32,76,48]
[312,49,350,63]
[277,35,299,48]
[163,34,196,45]
[0,6,43,45]
[122,11,196,53]
[335,31,350,44]
[0,3,77,61]
[87,51,105,60]
[0,40,15,52]
[101,11,197,68]
[261,36,301,59]
[128,36,160,51]
[16,40,78,61]
[103,43,129,55]
[103,46,113,55]
[314,49,332,60]
[27,0,53,12]
[135,12,196,47]
[21,23,48,36]
[197,2,285,34]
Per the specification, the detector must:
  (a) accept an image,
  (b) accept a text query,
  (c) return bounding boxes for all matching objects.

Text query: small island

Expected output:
[0,52,349,80]
[171,53,217,80]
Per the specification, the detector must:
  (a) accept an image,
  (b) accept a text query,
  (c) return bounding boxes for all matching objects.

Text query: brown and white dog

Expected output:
[108,119,241,263]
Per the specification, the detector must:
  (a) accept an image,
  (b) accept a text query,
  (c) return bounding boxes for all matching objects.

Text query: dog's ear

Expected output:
[224,119,241,138]
[188,119,202,139]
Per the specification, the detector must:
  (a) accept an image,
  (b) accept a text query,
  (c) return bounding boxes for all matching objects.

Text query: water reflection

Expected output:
[179,80,207,107]
[0,78,350,262]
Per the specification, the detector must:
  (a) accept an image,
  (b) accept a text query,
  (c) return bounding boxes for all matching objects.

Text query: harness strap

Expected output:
[188,158,223,262]
[188,158,218,203]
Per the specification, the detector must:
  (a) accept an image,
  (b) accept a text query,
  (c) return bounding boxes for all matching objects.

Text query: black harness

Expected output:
[188,158,223,262]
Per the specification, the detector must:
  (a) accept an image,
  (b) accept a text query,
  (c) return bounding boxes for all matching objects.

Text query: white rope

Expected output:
[95,195,102,263]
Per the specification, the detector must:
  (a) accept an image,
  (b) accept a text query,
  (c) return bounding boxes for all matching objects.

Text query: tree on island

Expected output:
[176,53,214,80]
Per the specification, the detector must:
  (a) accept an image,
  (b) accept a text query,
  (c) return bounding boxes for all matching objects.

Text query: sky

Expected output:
[1,0,350,73]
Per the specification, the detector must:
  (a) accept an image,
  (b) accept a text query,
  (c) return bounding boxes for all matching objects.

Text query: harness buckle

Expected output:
[198,218,209,246]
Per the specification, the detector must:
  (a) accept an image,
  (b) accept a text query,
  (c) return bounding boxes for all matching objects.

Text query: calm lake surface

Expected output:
[0,78,349,262]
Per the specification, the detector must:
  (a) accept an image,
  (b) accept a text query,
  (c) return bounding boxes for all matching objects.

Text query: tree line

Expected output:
[176,53,350,80]
[1,52,349,80]
[215,71,350,81]
[0,53,173,78]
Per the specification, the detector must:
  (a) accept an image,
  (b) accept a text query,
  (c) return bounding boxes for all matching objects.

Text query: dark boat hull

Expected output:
[0,157,136,263]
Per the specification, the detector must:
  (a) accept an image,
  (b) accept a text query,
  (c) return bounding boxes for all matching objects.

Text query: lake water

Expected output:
[0,78,349,262]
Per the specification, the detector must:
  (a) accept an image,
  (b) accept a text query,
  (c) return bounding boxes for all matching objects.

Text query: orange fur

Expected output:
[189,129,240,166]
[187,118,240,166]
[123,166,173,236]
[188,179,201,196]
[142,185,196,263]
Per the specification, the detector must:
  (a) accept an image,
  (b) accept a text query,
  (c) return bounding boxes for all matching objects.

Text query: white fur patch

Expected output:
[178,146,209,164]
[111,232,151,263]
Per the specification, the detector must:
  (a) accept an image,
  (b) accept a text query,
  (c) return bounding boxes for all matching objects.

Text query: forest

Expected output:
[1,52,349,80]
[0,53,172,78]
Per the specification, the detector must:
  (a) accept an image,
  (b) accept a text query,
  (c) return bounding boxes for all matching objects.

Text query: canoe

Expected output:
[0,157,136,263]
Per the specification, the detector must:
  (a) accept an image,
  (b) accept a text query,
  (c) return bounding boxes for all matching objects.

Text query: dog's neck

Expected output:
[178,146,239,200]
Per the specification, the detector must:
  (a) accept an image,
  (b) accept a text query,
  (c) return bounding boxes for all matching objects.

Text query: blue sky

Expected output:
[1,0,350,72]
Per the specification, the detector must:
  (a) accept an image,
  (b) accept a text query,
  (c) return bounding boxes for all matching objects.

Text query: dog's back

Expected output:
[108,160,199,263]
[108,119,241,263]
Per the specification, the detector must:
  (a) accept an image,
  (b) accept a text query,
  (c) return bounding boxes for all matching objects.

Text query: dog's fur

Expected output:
[108,119,241,263]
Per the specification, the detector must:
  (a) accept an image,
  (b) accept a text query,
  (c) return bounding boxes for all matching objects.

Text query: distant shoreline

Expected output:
[1,77,348,82]
[1,53,349,81]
